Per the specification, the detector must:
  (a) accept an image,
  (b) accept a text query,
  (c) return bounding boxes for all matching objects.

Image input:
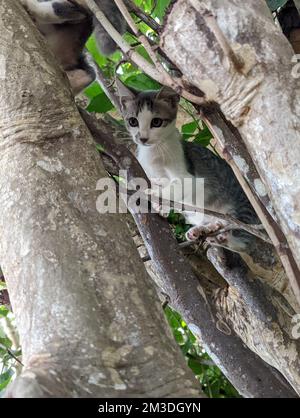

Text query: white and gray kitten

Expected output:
[117,80,260,254]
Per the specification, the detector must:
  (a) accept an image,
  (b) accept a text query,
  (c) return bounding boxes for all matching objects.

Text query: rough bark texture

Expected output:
[81,110,298,398]
[161,0,300,292]
[0,1,201,398]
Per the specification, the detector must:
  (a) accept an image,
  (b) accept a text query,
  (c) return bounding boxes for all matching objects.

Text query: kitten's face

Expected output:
[117,83,180,146]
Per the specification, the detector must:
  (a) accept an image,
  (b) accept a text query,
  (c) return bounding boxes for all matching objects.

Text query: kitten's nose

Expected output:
[140,137,148,144]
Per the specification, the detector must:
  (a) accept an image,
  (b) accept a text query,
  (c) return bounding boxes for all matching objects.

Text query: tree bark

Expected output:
[161,0,300,297]
[81,110,298,398]
[0,0,200,398]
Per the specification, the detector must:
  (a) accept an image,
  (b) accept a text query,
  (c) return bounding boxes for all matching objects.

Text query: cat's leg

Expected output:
[186,221,226,241]
[151,178,185,217]
[21,0,86,23]
[66,65,95,95]
[93,0,127,55]
[186,221,253,253]
[206,229,253,253]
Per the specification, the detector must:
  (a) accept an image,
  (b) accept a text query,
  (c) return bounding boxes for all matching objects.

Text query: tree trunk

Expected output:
[161,0,300,295]
[0,0,200,398]
[159,0,300,395]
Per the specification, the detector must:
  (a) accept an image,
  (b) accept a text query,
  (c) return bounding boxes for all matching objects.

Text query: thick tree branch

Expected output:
[80,108,297,398]
[1,0,200,398]
[161,0,300,305]
[208,247,300,394]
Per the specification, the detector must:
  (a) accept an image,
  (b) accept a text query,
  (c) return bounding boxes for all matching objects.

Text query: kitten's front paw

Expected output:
[185,221,225,242]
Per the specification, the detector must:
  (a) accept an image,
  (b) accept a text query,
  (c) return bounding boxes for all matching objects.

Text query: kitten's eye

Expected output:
[128,117,139,127]
[151,118,163,128]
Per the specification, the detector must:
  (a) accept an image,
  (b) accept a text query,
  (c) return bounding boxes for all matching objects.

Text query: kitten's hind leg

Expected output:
[186,221,225,242]
[66,68,94,95]
[186,221,252,253]
[21,0,86,23]
[206,229,252,253]
[65,55,95,94]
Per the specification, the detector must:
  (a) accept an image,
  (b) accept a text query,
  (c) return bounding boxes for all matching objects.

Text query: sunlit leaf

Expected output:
[124,73,160,91]
[153,0,172,20]
[86,93,114,113]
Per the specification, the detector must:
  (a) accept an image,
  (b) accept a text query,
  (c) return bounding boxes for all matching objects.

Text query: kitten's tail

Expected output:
[93,1,127,55]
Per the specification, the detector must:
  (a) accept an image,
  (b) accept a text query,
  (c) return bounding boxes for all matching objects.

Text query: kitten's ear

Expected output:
[156,86,180,107]
[115,78,137,110]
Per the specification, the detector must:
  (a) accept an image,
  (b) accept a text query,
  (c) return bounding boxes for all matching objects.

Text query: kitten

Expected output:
[20,1,127,94]
[116,80,260,254]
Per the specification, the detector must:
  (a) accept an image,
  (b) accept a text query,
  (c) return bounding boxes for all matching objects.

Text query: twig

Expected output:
[85,52,121,111]
[85,0,205,104]
[123,0,161,32]
[201,107,300,306]
[114,0,176,87]
[7,348,23,367]
[118,184,271,244]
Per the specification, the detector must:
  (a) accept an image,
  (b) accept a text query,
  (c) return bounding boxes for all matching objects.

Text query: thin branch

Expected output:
[114,0,174,85]
[123,0,161,32]
[85,52,121,112]
[85,0,205,104]
[118,185,271,244]
[7,348,23,367]
[201,107,300,306]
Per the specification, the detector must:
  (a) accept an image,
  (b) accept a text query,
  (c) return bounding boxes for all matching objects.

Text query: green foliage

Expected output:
[133,0,171,20]
[84,0,170,113]
[181,121,213,147]
[164,306,241,398]
[125,73,160,91]
[0,304,20,396]
[0,278,20,396]
[152,0,172,20]
[168,210,190,241]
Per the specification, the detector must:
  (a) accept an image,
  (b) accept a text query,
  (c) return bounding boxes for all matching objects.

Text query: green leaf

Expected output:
[0,337,12,350]
[188,358,204,376]
[153,0,172,20]
[182,121,198,134]
[86,93,114,113]
[96,143,105,153]
[193,126,213,146]
[181,121,198,140]
[135,45,153,64]
[134,0,153,14]
[124,73,161,91]
[86,36,107,68]
[84,82,103,100]
[266,0,288,11]
[0,369,14,391]
[173,329,184,343]
[0,306,9,318]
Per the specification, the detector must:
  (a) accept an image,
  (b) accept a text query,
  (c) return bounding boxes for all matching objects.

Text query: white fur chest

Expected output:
[136,133,189,184]
[137,146,169,182]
